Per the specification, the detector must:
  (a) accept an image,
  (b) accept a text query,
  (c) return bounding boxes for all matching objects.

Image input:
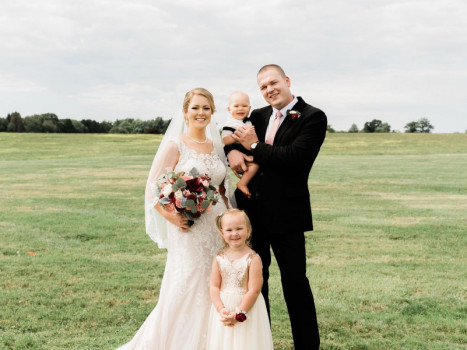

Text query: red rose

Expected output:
[235,312,247,322]
[186,193,197,201]
[168,192,176,203]
[288,110,301,121]
[186,178,204,192]
[191,211,201,218]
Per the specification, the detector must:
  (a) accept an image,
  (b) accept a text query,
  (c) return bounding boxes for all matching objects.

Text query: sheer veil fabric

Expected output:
[144,109,235,249]
[117,91,238,349]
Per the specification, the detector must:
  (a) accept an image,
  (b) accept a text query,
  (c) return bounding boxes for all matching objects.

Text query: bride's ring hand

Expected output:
[165,211,189,232]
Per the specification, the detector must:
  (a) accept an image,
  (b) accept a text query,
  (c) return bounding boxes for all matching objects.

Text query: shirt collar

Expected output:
[273,95,298,118]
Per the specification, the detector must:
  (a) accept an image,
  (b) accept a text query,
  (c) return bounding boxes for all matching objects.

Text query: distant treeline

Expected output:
[2,112,437,134]
[0,112,171,134]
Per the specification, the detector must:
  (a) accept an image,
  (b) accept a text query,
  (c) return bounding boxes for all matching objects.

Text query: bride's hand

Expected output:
[164,210,190,232]
[154,203,190,232]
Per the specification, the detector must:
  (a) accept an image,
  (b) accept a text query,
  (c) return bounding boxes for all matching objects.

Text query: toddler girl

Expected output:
[206,209,273,350]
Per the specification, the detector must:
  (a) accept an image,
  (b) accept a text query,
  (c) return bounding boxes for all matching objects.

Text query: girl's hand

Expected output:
[220,311,237,327]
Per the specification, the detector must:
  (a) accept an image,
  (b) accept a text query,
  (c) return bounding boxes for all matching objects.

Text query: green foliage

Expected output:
[23,113,60,133]
[0,118,7,131]
[348,123,359,133]
[405,118,434,133]
[405,121,418,133]
[363,119,392,133]
[2,113,171,134]
[57,118,75,133]
[80,119,112,133]
[111,117,171,134]
[23,115,43,132]
[109,125,129,134]
[378,122,391,132]
[42,119,58,133]
[71,120,88,133]
[327,124,336,133]
[6,122,15,132]
[5,112,24,132]
[1,133,466,349]
[143,117,171,134]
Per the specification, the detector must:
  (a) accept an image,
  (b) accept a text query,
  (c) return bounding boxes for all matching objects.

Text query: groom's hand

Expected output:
[232,126,259,151]
[227,150,253,178]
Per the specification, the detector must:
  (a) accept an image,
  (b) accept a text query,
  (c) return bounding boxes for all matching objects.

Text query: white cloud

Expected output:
[0,0,466,132]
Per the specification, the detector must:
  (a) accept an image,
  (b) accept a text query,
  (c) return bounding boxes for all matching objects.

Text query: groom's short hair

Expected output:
[257,64,286,78]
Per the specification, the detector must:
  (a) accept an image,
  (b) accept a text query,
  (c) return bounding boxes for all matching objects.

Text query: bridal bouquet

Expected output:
[154,167,220,226]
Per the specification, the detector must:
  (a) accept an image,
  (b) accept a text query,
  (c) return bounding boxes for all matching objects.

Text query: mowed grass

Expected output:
[1,132,466,349]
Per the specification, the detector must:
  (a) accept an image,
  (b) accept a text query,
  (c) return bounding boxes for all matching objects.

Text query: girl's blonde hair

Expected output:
[215,209,252,247]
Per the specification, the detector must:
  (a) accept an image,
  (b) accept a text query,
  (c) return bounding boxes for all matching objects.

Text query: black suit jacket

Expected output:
[226,97,327,234]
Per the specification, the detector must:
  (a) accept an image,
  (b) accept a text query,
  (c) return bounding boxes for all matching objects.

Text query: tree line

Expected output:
[327,118,434,133]
[2,112,435,135]
[0,112,171,134]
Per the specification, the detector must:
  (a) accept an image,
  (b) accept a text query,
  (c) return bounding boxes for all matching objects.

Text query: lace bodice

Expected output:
[216,251,258,295]
[173,139,227,187]
[162,138,228,299]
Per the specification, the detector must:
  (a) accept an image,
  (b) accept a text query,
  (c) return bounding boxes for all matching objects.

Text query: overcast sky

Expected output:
[1,0,466,132]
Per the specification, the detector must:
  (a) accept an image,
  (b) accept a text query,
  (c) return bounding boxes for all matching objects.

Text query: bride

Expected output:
[118,88,233,349]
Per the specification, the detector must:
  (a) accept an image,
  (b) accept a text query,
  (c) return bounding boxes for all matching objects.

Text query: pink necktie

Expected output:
[265,111,282,145]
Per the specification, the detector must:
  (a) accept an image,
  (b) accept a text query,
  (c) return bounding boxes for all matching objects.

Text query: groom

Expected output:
[225,64,327,349]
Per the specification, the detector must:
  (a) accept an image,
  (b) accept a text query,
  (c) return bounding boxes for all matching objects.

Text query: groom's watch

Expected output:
[250,141,259,150]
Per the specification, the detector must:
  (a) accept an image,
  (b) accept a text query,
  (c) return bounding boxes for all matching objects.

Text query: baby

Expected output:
[222,91,259,198]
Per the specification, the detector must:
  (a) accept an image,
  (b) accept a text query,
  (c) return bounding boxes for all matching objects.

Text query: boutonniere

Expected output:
[287,110,301,121]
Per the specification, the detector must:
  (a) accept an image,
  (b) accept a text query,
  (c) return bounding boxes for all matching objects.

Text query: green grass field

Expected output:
[1,133,466,349]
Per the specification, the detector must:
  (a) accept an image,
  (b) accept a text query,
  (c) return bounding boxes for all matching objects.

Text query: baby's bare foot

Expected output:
[237,183,251,198]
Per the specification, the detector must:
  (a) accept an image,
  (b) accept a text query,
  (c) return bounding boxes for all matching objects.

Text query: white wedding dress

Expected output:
[118,139,228,350]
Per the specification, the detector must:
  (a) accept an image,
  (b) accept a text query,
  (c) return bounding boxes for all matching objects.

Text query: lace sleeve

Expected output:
[145,140,180,248]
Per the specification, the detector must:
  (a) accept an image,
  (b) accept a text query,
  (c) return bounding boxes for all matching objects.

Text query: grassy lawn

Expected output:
[1,132,466,349]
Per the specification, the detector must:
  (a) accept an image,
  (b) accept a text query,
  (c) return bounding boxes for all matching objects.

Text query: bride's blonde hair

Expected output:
[215,209,252,247]
[182,88,216,113]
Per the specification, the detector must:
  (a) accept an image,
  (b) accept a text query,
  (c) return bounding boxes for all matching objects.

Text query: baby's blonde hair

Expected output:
[215,209,252,247]
[228,91,250,105]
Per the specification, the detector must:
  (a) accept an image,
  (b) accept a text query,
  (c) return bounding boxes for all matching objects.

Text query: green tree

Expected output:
[7,122,16,132]
[6,112,24,132]
[23,115,44,132]
[404,121,418,133]
[71,120,88,133]
[130,119,145,134]
[404,118,434,133]
[109,126,128,134]
[327,124,336,133]
[81,119,112,133]
[363,119,382,133]
[144,117,171,134]
[348,123,359,133]
[43,120,57,133]
[58,119,76,133]
[377,122,391,133]
[0,118,7,132]
[418,118,434,133]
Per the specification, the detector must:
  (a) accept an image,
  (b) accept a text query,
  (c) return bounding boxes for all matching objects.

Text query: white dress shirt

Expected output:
[264,96,299,137]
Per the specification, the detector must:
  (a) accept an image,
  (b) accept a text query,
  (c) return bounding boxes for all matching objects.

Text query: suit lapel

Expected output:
[273,97,306,145]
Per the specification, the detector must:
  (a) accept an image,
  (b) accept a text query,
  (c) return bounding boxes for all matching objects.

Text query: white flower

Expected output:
[162,184,173,197]
[174,189,183,199]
